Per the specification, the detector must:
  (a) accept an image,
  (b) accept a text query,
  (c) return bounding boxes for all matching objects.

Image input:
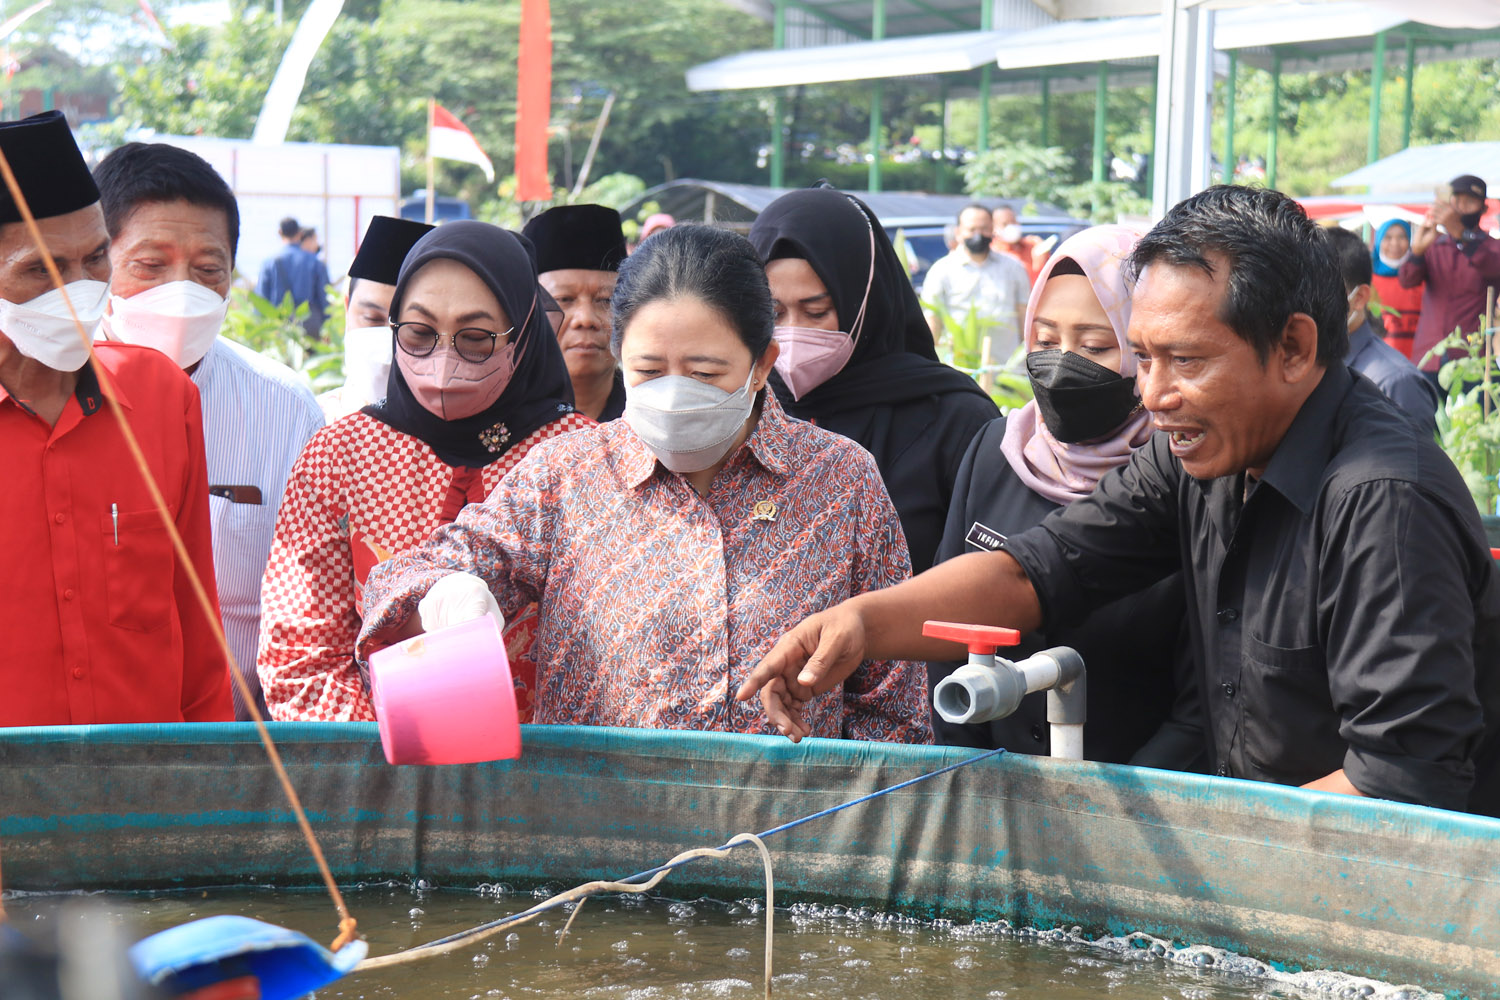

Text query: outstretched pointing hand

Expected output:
[736,602,869,742]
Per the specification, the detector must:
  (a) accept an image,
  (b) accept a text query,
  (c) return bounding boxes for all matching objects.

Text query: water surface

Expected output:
[8,886,1441,1000]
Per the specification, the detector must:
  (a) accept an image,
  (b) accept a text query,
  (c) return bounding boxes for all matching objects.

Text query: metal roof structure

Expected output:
[1332,142,1500,194]
[993,2,1500,73]
[691,0,1500,215]
[620,178,1077,230]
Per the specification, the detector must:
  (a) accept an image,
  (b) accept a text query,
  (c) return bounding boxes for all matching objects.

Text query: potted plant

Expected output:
[1424,326,1500,547]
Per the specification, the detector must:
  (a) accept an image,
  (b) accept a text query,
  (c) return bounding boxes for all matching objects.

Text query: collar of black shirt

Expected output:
[1253,362,1353,516]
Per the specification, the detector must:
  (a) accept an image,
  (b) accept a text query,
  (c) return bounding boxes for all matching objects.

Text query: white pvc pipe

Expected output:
[1050,724,1085,761]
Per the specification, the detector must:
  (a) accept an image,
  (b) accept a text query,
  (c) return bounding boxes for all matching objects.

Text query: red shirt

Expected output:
[1399,235,1500,371]
[0,342,232,725]
[357,392,931,743]
[258,410,594,722]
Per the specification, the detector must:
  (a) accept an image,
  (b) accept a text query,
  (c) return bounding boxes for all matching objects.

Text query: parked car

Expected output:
[620,181,1088,289]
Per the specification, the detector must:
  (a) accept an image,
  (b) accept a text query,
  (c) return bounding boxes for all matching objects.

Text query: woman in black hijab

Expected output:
[748,187,999,572]
[259,221,593,722]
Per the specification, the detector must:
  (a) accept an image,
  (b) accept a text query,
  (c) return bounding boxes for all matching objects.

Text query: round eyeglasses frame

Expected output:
[392,321,511,364]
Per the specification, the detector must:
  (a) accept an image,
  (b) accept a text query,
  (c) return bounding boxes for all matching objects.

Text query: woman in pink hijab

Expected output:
[926,225,1203,770]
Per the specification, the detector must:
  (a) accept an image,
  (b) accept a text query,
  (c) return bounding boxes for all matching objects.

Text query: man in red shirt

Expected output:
[1400,174,1500,380]
[0,110,231,725]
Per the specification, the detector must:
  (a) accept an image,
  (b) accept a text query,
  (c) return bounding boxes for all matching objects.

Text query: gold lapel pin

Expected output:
[752,500,777,522]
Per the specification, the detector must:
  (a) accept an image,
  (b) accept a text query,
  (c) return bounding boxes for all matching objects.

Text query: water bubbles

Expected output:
[471,953,489,968]
[611,939,630,952]
[725,947,751,959]
[408,907,425,918]
[953,954,976,969]
[667,902,696,922]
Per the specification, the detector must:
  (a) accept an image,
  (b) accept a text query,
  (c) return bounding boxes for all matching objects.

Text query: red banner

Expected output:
[515,0,552,203]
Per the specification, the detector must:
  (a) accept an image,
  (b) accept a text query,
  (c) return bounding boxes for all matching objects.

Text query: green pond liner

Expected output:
[2,723,1498,996]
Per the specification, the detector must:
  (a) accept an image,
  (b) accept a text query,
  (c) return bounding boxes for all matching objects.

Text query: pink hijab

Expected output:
[999,225,1153,505]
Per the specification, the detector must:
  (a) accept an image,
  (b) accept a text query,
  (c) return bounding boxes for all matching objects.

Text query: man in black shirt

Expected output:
[739,185,1500,816]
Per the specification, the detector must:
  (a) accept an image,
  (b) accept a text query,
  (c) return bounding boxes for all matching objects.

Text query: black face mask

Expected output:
[1026,349,1141,443]
[1458,210,1483,232]
[963,234,991,255]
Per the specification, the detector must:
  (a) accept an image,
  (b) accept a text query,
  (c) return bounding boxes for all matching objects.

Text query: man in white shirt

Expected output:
[922,203,1031,359]
[94,142,324,719]
[318,215,432,421]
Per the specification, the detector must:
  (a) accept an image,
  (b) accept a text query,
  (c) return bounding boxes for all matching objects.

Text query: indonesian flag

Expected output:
[429,101,495,183]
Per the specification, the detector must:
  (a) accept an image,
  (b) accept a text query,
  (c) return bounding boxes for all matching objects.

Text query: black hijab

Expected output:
[363,221,576,468]
[747,186,992,417]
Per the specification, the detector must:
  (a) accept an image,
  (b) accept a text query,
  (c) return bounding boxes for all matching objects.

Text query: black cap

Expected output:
[1451,174,1488,201]
[521,204,627,274]
[0,111,99,226]
[348,215,434,285]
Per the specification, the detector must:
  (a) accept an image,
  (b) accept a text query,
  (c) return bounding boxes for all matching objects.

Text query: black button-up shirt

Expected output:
[1004,364,1500,814]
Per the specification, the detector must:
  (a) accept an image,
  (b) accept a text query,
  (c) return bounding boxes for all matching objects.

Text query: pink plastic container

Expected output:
[368,616,521,766]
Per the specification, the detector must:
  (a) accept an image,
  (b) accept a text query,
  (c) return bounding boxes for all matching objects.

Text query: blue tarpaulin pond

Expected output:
[2,723,1497,996]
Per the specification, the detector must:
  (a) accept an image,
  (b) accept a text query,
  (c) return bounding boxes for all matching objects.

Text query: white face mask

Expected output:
[342,325,394,406]
[999,223,1024,245]
[623,370,756,473]
[1346,286,1364,331]
[0,279,109,372]
[102,280,229,369]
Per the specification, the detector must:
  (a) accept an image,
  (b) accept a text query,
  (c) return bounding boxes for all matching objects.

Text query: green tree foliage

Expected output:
[112,0,772,212]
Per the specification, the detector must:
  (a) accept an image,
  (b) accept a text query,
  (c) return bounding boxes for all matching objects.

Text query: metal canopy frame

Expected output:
[698,0,1500,207]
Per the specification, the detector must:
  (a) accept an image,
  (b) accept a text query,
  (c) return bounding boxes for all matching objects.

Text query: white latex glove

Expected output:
[417,572,506,633]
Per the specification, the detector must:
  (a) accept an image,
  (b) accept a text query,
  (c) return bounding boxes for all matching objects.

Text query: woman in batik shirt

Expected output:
[357,225,930,743]
[258,222,593,721]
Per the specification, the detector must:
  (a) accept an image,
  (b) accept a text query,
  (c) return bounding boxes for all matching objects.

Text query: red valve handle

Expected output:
[922,620,1022,654]
[1492,548,1500,561]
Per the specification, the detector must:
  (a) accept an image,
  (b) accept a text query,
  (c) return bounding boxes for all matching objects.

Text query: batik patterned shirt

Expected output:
[258,409,594,721]
[357,392,930,743]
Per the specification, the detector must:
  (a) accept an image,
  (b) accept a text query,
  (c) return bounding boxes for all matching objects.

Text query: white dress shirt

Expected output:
[921,247,1032,359]
[192,337,324,718]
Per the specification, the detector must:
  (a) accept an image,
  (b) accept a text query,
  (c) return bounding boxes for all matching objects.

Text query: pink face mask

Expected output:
[770,198,876,402]
[398,341,517,421]
[772,326,856,400]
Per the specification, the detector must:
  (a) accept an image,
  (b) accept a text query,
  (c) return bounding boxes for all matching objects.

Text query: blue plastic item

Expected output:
[129,915,366,1000]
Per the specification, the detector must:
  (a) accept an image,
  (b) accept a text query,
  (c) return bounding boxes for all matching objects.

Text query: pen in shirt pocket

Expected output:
[112,503,118,545]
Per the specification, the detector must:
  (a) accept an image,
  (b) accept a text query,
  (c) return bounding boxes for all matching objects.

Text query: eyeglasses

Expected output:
[392,321,509,364]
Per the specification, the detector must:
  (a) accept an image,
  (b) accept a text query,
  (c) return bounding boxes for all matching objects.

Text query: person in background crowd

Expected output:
[928,225,1201,770]
[922,204,1030,357]
[522,205,628,421]
[94,142,325,720]
[1325,226,1439,439]
[318,215,433,421]
[258,221,592,722]
[298,227,320,257]
[0,111,231,725]
[638,212,675,244]
[355,224,929,742]
[748,187,999,573]
[990,204,1047,285]
[743,186,1500,818]
[1401,174,1500,384]
[256,215,330,339]
[1369,219,1423,358]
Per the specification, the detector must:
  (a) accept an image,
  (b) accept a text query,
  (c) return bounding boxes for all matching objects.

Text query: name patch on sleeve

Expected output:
[965,521,1006,552]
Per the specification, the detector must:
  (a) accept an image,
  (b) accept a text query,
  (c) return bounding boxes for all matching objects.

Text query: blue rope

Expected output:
[414,745,1008,949]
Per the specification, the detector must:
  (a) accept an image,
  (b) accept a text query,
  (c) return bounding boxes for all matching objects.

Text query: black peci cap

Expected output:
[0,111,100,226]
[521,204,627,274]
[348,216,434,285]
[1451,174,1488,202]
